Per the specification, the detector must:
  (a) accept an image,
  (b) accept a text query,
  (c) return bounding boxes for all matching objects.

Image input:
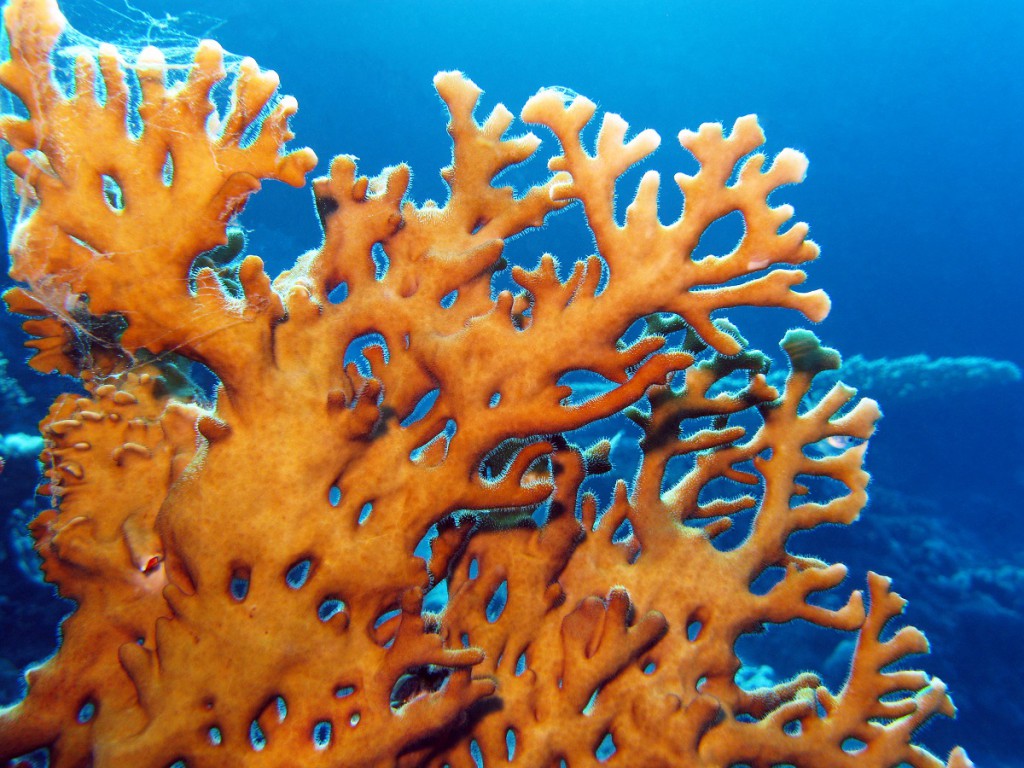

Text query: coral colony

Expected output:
[0,0,969,765]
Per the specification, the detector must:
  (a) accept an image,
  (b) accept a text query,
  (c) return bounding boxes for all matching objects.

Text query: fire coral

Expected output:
[0,0,969,765]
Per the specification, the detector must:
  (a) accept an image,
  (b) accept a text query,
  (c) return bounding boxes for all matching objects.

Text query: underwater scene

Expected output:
[0,0,1020,765]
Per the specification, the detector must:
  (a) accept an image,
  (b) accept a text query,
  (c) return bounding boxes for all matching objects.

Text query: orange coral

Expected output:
[0,0,969,766]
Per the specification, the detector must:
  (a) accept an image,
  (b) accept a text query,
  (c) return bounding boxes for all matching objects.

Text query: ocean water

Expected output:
[0,0,1021,765]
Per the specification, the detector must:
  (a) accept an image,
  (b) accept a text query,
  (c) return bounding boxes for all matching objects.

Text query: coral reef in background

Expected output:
[803,353,1021,403]
[0,0,969,765]
[809,485,1023,766]
[0,349,29,433]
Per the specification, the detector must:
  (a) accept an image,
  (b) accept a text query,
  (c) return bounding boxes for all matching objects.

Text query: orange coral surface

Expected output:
[0,0,971,766]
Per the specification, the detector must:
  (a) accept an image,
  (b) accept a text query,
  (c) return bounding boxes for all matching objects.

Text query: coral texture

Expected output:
[0,0,969,766]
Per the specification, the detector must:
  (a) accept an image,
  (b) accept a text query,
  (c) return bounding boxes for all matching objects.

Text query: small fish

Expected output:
[826,435,857,451]
[809,434,864,457]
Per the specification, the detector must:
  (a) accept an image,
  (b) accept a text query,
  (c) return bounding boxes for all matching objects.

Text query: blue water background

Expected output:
[1,1,1021,765]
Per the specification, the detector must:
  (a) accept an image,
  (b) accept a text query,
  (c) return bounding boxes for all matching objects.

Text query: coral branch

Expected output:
[0,0,315,382]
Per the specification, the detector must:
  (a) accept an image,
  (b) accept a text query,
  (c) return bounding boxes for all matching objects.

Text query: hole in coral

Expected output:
[468,558,479,580]
[343,332,389,377]
[76,699,96,723]
[480,440,515,481]
[238,112,264,149]
[410,419,456,463]
[275,696,288,721]
[229,568,250,601]
[358,502,373,525]
[423,578,448,613]
[611,518,632,543]
[583,687,600,715]
[328,281,349,304]
[415,524,439,564]
[687,620,703,641]
[784,720,802,736]
[440,289,458,308]
[692,210,745,265]
[161,152,174,186]
[486,580,508,623]
[312,720,332,750]
[506,728,517,760]
[533,499,552,527]
[696,676,707,690]
[349,712,360,727]
[249,720,267,751]
[401,388,439,428]
[374,608,400,630]
[643,661,656,675]
[842,737,866,753]
[181,358,220,403]
[489,391,501,408]
[461,632,470,648]
[101,174,124,211]
[391,665,451,710]
[329,486,341,506]
[335,685,355,698]
[596,732,616,762]
[470,739,484,768]
[189,227,248,300]
[515,651,527,676]
[285,559,312,589]
[371,243,389,280]
[319,597,346,623]
[208,726,222,746]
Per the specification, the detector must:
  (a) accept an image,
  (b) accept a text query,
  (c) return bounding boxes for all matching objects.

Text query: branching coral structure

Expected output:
[0,0,970,766]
